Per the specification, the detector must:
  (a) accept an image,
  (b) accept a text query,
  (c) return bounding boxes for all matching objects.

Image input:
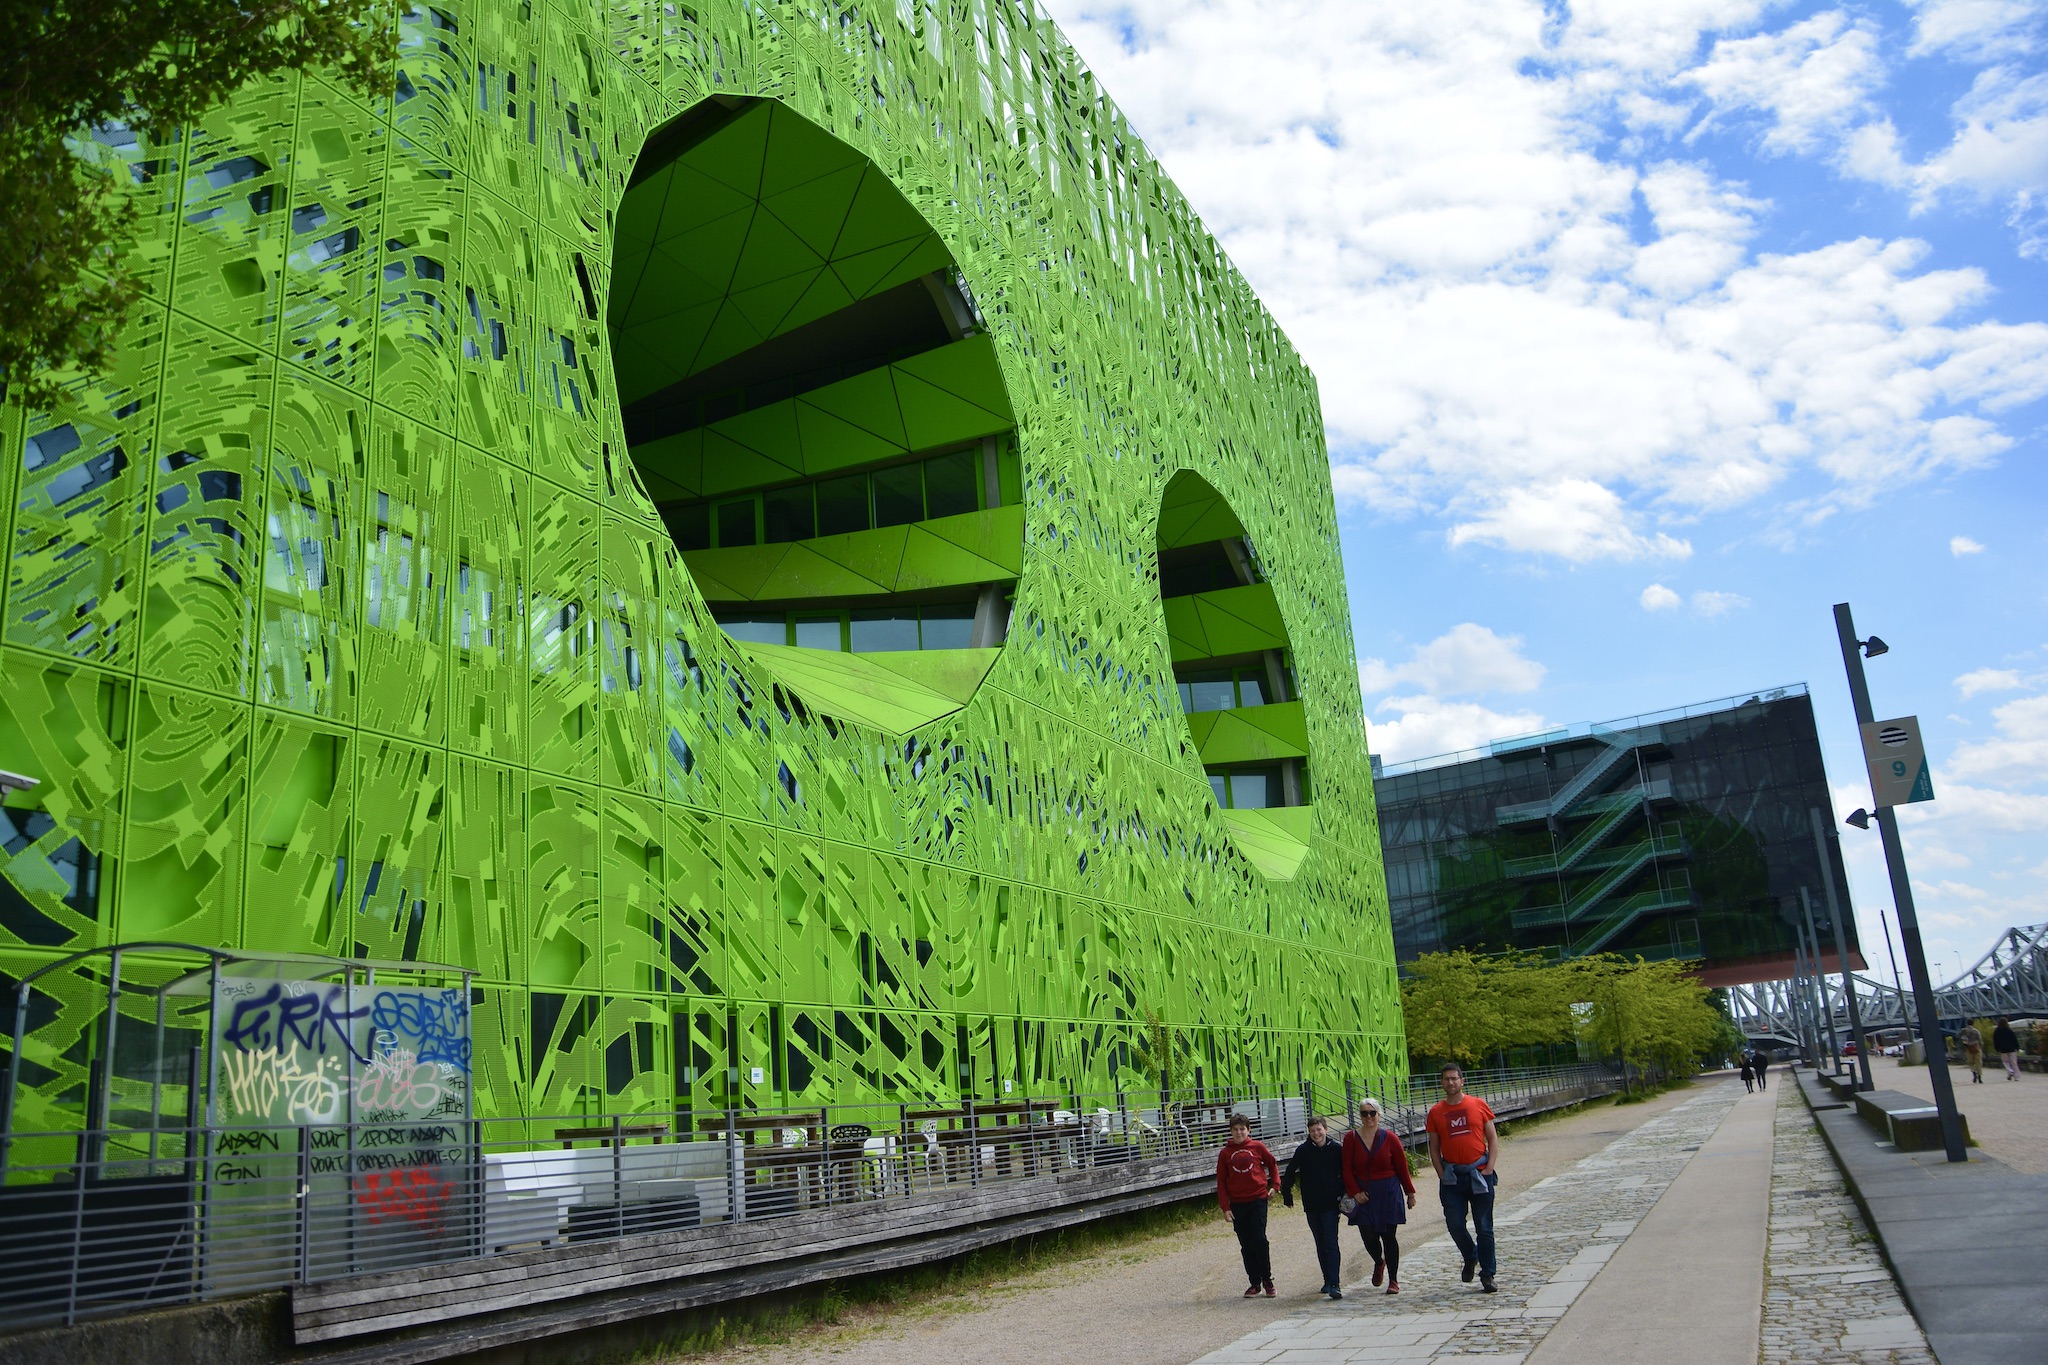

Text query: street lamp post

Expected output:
[1813,806,1873,1090]
[1833,602,1967,1163]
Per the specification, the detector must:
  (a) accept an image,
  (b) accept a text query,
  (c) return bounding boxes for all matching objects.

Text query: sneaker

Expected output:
[1263,1281,1277,1297]
[1371,1261,1385,1287]
[1243,1285,1262,1298]
[1386,1281,1400,1295]
[1327,1288,1344,1300]
[1481,1273,1498,1294]
[1461,1258,1477,1283]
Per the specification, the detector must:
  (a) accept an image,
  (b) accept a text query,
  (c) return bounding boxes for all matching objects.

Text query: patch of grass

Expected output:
[622,1195,1220,1362]
[1613,1076,1696,1105]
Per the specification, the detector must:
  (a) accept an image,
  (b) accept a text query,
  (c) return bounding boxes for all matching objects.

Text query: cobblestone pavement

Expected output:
[1761,1081,1937,1365]
[1192,1084,1745,1364]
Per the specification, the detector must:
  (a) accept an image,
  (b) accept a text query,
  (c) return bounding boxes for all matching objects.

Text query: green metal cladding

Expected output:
[0,0,1400,1129]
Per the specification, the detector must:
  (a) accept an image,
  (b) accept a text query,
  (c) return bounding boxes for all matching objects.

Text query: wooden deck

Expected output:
[293,1146,1218,1364]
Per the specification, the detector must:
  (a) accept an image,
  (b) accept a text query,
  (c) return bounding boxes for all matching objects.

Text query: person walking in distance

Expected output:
[1993,1017,2022,1082]
[1739,1055,1754,1093]
[1282,1116,1348,1299]
[1341,1096,1415,1294]
[1960,1023,1984,1083]
[1216,1114,1280,1298]
[1751,1049,1768,1091]
[1427,1064,1500,1293]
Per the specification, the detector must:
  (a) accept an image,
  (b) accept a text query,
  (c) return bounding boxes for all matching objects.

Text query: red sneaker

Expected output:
[1263,1281,1277,1297]
[1371,1261,1385,1287]
[1242,1285,1261,1298]
[1386,1281,1400,1295]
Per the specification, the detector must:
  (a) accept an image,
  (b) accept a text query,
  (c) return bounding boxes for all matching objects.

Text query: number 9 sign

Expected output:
[1861,717,1935,809]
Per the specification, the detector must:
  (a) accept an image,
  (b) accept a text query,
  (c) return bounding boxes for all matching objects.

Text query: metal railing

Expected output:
[0,1062,1622,1332]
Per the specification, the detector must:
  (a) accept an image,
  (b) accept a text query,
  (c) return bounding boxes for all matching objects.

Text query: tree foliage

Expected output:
[0,0,397,405]
[1402,950,1728,1085]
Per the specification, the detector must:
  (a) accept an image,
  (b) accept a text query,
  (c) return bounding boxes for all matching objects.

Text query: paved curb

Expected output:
[1795,1068,2048,1365]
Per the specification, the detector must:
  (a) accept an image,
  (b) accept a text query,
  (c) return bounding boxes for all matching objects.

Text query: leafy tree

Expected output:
[1,0,397,406]
[1401,950,1514,1066]
[1570,955,1723,1092]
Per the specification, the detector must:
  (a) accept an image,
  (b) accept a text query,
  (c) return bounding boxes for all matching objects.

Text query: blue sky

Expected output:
[1042,0,2048,978]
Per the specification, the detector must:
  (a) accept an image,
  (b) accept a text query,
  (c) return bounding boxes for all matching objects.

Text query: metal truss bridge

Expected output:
[1729,922,2048,1043]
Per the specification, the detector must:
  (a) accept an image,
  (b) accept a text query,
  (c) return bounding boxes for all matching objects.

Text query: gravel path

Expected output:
[678,1084,1707,1365]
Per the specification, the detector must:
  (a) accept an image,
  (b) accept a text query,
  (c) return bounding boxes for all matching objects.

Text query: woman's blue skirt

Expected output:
[1349,1175,1407,1228]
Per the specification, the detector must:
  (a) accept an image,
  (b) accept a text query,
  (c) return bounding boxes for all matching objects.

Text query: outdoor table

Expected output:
[553,1123,669,1150]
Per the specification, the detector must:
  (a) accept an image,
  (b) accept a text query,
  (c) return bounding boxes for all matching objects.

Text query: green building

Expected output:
[0,0,1396,1132]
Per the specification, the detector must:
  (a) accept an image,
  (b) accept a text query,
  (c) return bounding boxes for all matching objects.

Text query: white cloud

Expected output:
[1358,624,1546,697]
[1641,582,1685,611]
[1947,692,2048,782]
[1043,0,2048,564]
[1897,780,2048,831]
[1690,589,1752,616]
[1687,11,1887,155]
[1906,0,2045,61]
[1955,666,2021,695]
[1366,695,1549,765]
[1951,534,1987,555]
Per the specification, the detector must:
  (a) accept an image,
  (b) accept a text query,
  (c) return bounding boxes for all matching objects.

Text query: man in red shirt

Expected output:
[1425,1063,1500,1292]
[1216,1113,1280,1297]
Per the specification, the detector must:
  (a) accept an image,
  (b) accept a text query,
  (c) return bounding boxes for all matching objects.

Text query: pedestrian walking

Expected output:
[1341,1096,1416,1295]
[1282,1116,1348,1299]
[1739,1057,1754,1093]
[1751,1050,1769,1091]
[1993,1017,2022,1082]
[1960,1024,1984,1083]
[1216,1113,1280,1298]
[1426,1063,1500,1293]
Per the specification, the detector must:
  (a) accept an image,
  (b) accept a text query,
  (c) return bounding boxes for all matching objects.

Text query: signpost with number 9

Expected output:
[1860,716,1935,809]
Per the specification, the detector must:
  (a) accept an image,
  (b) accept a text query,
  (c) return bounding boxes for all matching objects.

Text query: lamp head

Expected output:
[0,770,38,799]
[1845,808,1872,831]
[1861,636,1889,658]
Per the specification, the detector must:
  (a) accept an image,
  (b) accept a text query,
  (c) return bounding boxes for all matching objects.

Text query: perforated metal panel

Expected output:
[0,0,1401,1127]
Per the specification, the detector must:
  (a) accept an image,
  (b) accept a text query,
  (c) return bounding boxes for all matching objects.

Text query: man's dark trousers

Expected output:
[1306,1207,1342,1289]
[1440,1170,1495,1277]
[1230,1200,1272,1285]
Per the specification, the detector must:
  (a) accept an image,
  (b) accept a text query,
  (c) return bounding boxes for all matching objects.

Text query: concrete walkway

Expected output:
[1525,1082,1774,1365]
[1192,1077,1944,1365]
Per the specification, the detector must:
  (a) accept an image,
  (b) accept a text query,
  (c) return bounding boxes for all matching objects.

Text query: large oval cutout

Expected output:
[610,97,1021,731]
[1157,472,1314,878]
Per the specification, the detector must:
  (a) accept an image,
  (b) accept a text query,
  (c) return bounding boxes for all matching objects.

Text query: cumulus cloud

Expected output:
[1951,534,1987,555]
[1367,696,1549,765]
[1955,666,2022,696]
[1947,692,2048,783]
[1906,0,2045,62]
[1691,589,1752,616]
[1641,583,1684,611]
[1042,0,2048,563]
[1687,11,1887,155]
[1358,624,1546,697]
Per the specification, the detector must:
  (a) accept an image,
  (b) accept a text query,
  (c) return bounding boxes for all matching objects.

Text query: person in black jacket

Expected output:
[1282,1115,1348,1299]
[1993,1017,2022,1081]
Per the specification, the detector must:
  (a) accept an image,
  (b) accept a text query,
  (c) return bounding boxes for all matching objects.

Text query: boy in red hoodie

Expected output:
[1216,1113,1281,1297]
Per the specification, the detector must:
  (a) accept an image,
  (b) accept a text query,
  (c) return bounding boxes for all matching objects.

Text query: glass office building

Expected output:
[1372,686,1863,987]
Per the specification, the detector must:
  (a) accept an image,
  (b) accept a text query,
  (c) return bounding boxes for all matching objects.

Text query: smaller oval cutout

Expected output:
[1157,472,1313,878]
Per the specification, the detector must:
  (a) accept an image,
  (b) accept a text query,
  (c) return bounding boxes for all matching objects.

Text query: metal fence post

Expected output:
[965,1098,978,1188]
[725,1105,744,1225]
[611,1115,624,1240]
[298,1125,314,1283]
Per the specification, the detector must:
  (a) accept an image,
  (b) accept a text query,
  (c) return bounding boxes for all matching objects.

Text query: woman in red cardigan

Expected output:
[1341,1096,1417,1293]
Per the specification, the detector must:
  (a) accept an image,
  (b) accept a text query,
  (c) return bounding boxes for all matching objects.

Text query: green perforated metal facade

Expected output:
[0,0,1398,1129]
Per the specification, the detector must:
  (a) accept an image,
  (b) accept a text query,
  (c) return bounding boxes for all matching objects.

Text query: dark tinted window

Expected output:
[1236,671,1267,707]
[923,450,979,518]
[716,499,756,547]
[816,474,869,536]
[872,464,923,528]
[666,501,711,551]
[763,486,815,543]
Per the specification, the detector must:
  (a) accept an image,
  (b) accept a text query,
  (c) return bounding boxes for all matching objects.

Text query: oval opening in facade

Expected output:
[1156,471,1314,878]
[610,97,1021,731]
